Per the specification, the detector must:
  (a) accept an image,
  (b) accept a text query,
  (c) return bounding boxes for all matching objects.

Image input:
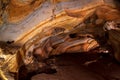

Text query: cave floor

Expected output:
[32,53,120,80]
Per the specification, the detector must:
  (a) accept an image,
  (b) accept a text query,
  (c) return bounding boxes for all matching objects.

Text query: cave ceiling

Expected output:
[0,0,117,45]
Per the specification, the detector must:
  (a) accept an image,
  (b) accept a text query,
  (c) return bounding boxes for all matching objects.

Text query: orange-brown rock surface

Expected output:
[0,0,104,43]
[0,0,45,24]
[0,0,120,80]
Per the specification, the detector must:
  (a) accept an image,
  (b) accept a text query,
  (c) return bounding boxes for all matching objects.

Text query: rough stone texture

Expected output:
[0,0,120,80]
[0,0,103,44]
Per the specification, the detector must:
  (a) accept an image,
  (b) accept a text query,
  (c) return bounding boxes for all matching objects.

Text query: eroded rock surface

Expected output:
[0,0,120,80]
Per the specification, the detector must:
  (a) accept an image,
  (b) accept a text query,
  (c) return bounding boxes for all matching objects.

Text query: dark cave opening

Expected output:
[18,50,116,80]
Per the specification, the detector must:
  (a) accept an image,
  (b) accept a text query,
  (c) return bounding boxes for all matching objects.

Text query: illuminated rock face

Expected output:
[0,0,45,23]
[0,0,45,42]
[0,0,118,44]
[0,0,103,43]
[0,0,120,80]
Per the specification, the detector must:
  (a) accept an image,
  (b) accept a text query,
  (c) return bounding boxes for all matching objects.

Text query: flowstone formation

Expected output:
[0,0,120,80]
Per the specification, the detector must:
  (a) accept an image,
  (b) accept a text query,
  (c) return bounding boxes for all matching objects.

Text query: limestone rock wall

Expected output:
[0,0,115,45]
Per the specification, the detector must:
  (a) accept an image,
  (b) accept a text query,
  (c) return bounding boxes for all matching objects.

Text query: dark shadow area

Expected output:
[31,52,120,80]
[113,0,120,10]
[18,61,57,80]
